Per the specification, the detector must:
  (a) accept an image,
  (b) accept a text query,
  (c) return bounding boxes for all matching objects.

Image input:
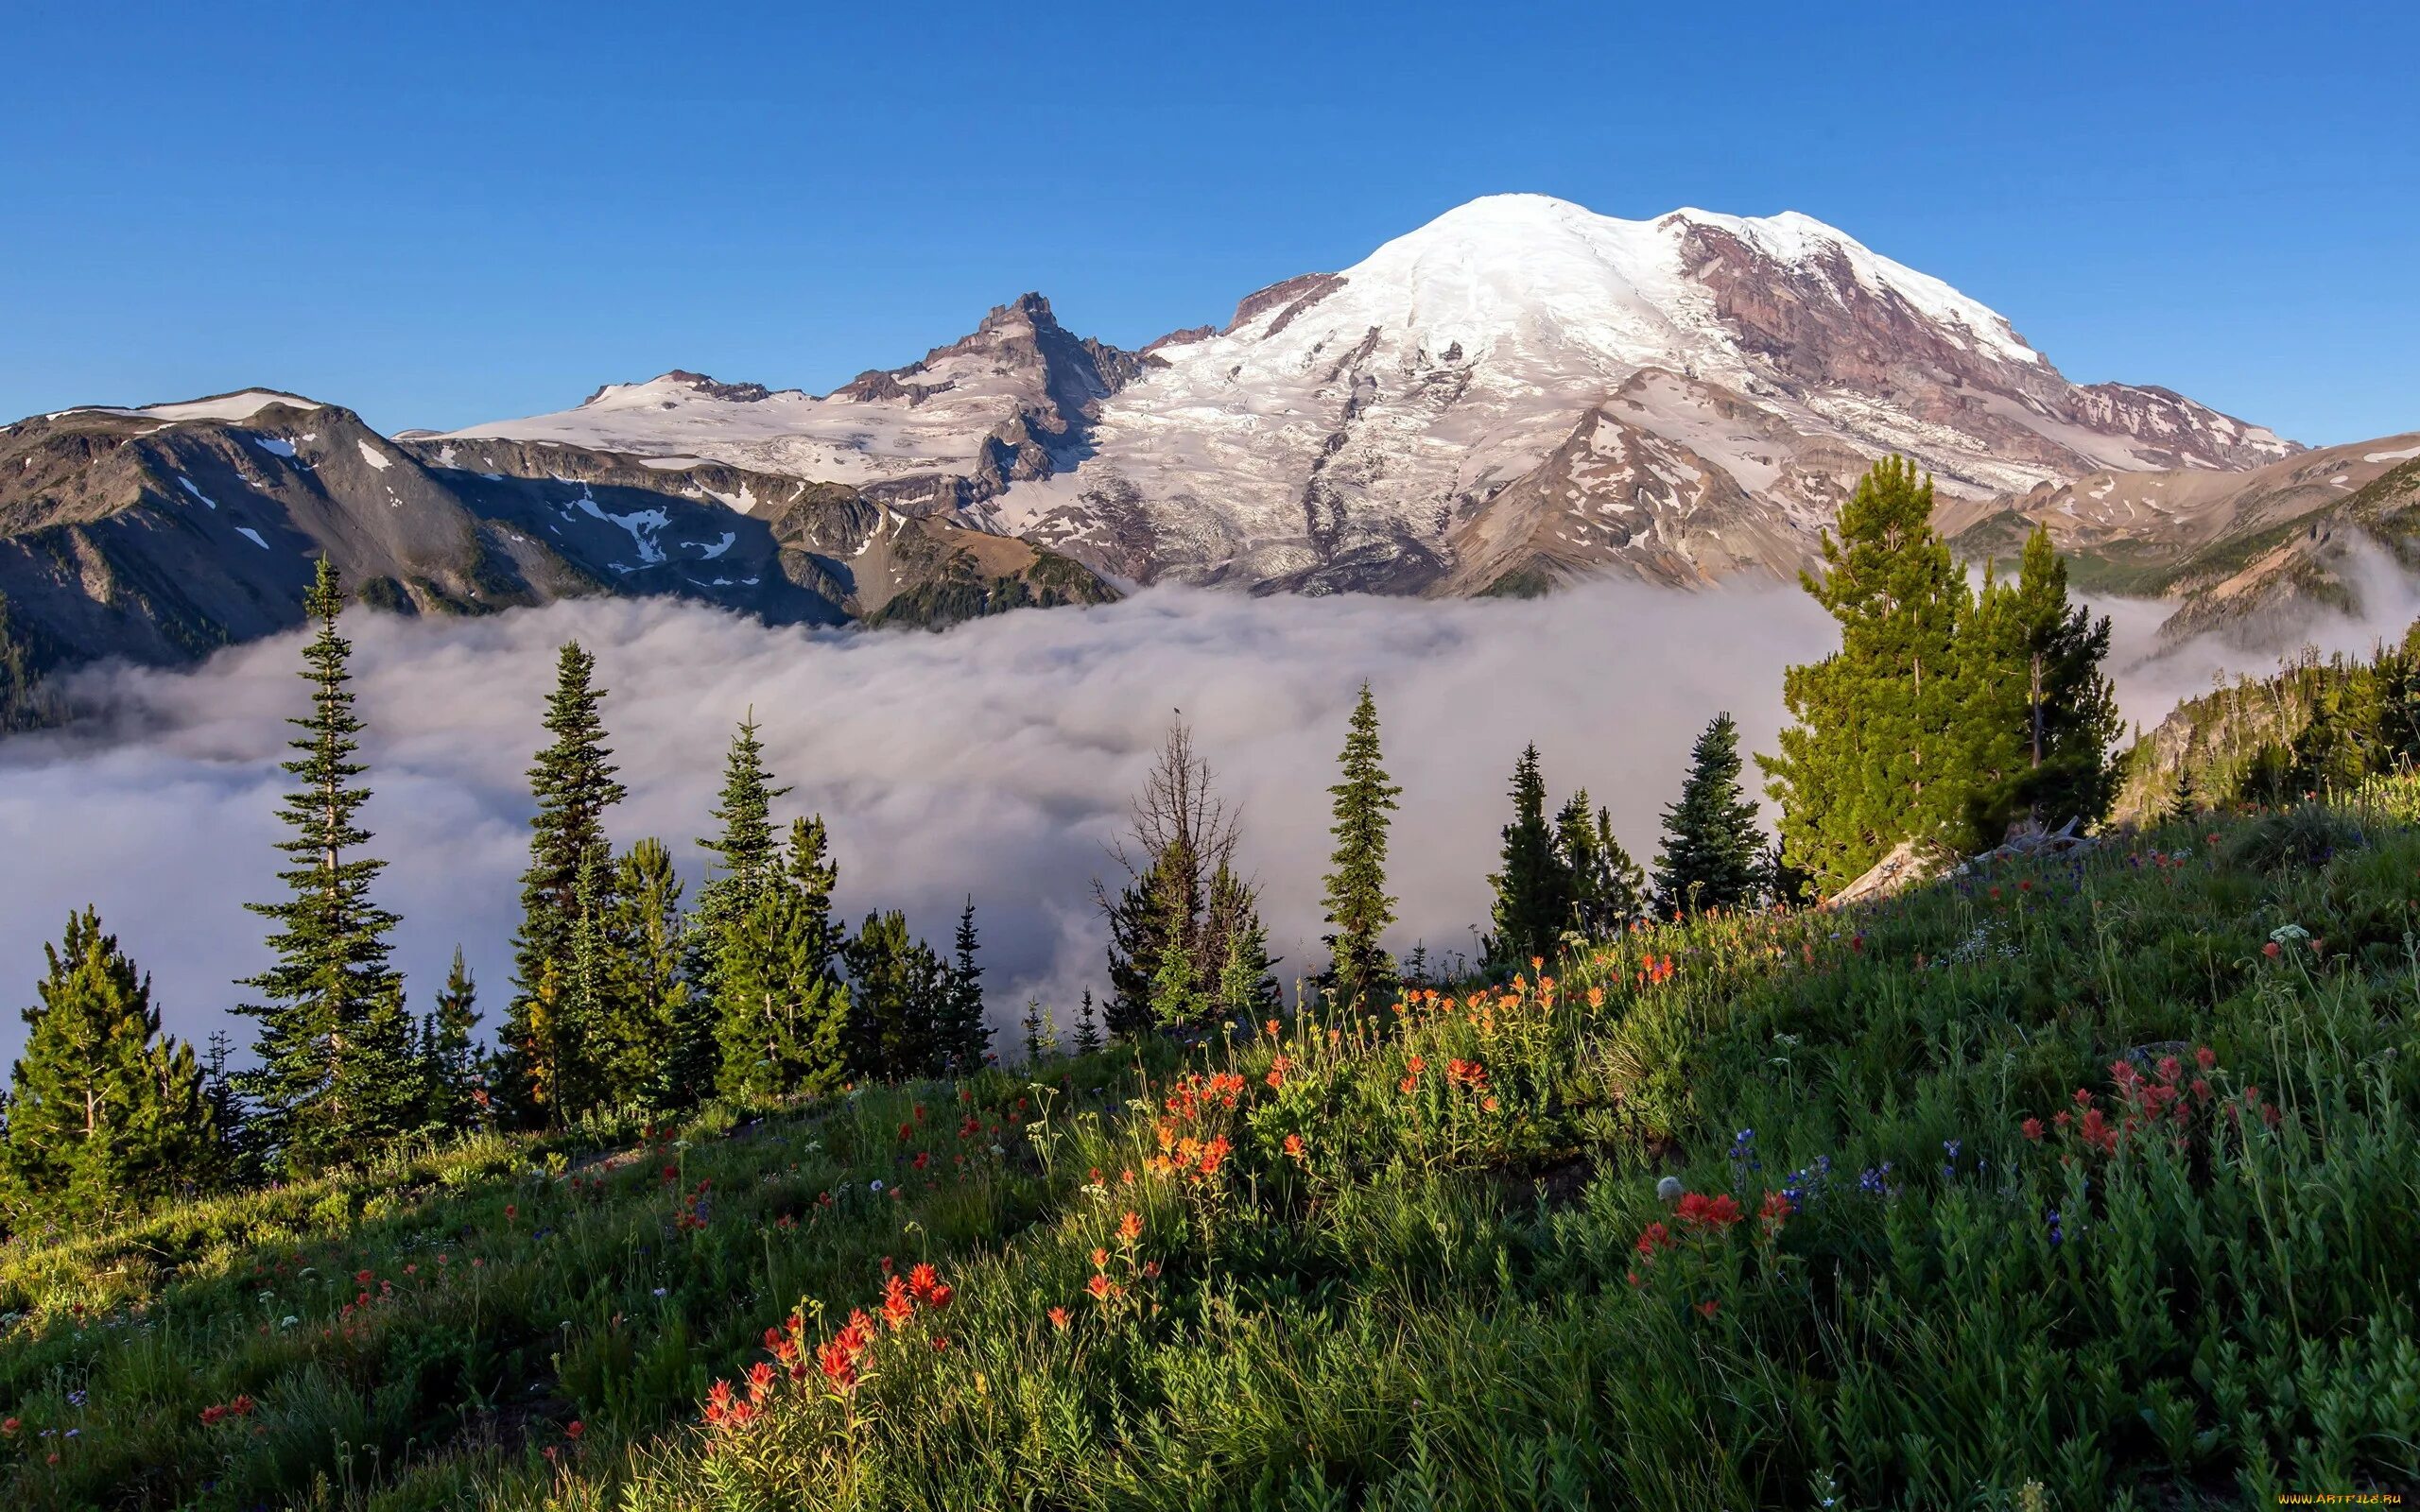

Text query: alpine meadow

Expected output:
[5,6,2418,1507]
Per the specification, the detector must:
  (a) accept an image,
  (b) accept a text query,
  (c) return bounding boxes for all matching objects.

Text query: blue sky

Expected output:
[4,1,2412,444]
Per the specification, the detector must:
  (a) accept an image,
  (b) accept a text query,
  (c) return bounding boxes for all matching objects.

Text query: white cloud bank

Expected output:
[0,576,2407,1063]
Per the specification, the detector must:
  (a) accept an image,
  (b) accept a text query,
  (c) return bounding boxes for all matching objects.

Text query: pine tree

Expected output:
[1320,682,1401,1008]
[1072,989,1103,1056]
[1019,998,1047,1067]
[498,643,626,1127]
[716,819,850,1100]
[1215,911,1280,1022]
[2166,767,2201,824]
[1148,882,1204,1030]
[1486,745,1570,969]
[1760,457,1973,893]
[1654,713,1768,918]
[686,716,794,1094]
[1097,717,1241,1038]
[416,948,485,1136]
[233,558,407,1174]
[2,910,218,1221]
[600,839,687,1108]
[2008,526,2123,829]
[1558,791,1647,941]
[201,1031,251,1184]
[842,911,947,1080]
[940,899,991,1072]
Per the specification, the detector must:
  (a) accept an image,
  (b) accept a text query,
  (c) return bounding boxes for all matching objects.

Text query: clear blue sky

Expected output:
[5,1,2412,445]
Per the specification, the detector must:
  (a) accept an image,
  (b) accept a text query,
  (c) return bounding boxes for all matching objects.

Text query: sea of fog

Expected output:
[0,578,2406,1063]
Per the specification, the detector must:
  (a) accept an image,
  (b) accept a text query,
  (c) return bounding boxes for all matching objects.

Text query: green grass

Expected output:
[8,788,2420,1509]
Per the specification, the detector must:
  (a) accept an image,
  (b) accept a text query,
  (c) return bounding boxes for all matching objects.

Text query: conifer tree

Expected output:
[940,899,991,1072]
[1655,713,1768,918]
[842,910,947,1080]
[1320,682,1401,1008]
[498,643,626,1126]
[1558,791,1646,940]
[1072,989,1103,1056]
[2,910,218,1220]
[1216,910,1280,1022]
[201,1030,251,1183]
[416,948,485,1135]
[2007,526,2122,828]
[600,839,687,1108]
[1097,717,1246,1038]
[1760,457,1973,892]
[686,715,794,1091]
[716,819,849,1099]
[1019,998,1047,1067]
[233,558,408,1174]
[1486,744,1570,969]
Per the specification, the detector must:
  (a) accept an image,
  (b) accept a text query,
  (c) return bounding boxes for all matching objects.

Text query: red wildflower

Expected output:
[1117,1210,1144,1245]
[882,1275,917,1331]
[2021,1117,2044,1142]
[1675,1193,1743,1229]
[1049,1305,1071,1331]
[1086,1272,1121,1302]
[2195,1045,2217,1071]
[2263,941,2282,959]
[1697,1298,1720,1318]
[565,1420,584,1439]
[908,1262,941,1300]
[1283,1132,1305,1160]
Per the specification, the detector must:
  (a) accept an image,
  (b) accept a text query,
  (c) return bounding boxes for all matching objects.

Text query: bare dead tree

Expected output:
[1091,713,1265,1031]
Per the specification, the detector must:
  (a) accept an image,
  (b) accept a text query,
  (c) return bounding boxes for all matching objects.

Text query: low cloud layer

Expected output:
[0,576,2407,1063]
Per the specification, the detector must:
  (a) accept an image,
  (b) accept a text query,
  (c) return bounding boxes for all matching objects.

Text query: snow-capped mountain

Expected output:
[1002,195,2294,593]
[434,294,1142,514]
[453,194,2294,597]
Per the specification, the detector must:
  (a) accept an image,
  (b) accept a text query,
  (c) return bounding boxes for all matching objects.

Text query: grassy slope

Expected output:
[7,792,2420,1509]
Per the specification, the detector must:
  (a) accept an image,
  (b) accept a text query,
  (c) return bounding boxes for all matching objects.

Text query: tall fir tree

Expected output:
[940,899,991,1072]
[686,715,794,1092]
[842,910,948,1080]
[1320,683,1401,1008]
[233,558,412,1174]
[1557,790,1647,940]
[2005,525,2122,828]
[1654,713,1769,918]
[1072,988,1104,1056]
[1486,744,1571,969]
[498,642,626,1126]
[1759,457,1974,893]
[2,910,218,1221]
[599,838,688,1108]
[415,948,485,1136]
[716,818,850,1100]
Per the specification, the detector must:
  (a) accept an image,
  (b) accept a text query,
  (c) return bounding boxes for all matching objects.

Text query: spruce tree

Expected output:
[1019,998,1047,1067]
[1486,744,1570,969]
[601,839,687,1108]
[1558,791,1646,941]
[2,910,217,1221]
[2008,526,2122,828]
[716,819,849,1100]
[1320,682,1400,1008]
[687,716,794,1092]
[842,910,946,1080]
[1072,989,1103,1056]
[417,948,484,1135]
[1760,457,1973,893]
[940,899,991,1072]
[233,558,408,1174]
[499,642,626,1126]
[1655,713,1768,918]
